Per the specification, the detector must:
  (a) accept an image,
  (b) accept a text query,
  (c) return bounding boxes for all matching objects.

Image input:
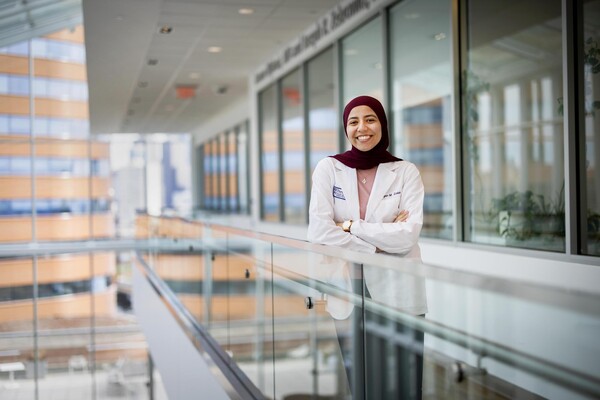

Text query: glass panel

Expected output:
[307,47,337,173]
[219,134,228,211]
[583,1,600,256]
[237,122,250,214]
[228,130,238,212]
[281,68,306,224]
[0,256,34,398]
[341,16,384,104]
[203,143,212,210]
[390,0,453,240]
[465,0,565,251]
[259,84,280,221]
[271,246,355,399]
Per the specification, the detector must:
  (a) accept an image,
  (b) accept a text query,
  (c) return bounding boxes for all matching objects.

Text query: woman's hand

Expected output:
[394,210,409,223]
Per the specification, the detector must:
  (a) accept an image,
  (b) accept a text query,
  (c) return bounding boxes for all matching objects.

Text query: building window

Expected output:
[281,68,306,224]
[307,47,337,174]
[341,16,384,105]
[464,0,564,251]
[582,1,600,255]
[259,83,280,221]
[389,0,453,240]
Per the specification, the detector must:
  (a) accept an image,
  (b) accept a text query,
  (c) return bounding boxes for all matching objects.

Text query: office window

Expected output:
[583,1,600,256]
[218,134,228,211]
[307,47,337,173]
[341,16,383,104]
[465,0,564,251]
[237,121,250,214]
[259,84,280,221]
[227,129,238,212]
[281,68,305,224]
[389,0,453,240]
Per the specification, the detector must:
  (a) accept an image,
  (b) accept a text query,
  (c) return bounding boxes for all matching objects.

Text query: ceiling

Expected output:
[82,0,340,135]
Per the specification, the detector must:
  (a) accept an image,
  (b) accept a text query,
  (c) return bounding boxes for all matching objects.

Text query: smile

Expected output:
[357,135,372,142]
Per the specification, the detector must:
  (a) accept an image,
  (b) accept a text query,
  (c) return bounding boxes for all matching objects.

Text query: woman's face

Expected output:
[346,105,382,152]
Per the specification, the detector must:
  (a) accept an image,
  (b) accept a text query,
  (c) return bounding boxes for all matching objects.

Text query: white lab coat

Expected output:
[307,157,427,316]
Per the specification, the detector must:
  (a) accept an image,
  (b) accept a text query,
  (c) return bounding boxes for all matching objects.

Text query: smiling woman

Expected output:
[307,95,427,399]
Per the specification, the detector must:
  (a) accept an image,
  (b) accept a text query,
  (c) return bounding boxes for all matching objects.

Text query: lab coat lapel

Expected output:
[365,163,396,221]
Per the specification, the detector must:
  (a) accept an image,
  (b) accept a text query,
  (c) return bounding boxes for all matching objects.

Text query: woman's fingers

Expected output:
[395,210,409,222]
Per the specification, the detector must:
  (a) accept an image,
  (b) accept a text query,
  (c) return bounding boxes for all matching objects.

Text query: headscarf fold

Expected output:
[331,95,401,169]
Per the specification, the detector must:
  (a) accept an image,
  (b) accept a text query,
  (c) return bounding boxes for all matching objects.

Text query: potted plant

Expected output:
[489,188,565,242]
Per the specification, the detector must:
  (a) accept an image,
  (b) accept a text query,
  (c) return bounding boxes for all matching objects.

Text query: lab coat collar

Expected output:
[332,159,401,222]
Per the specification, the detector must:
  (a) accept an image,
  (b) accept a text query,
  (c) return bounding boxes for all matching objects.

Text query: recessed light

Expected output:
[238,8,254,15]
[208,46,222,53]
[159,25,173,34]
[189,72,200,80]
[345,49,358,56]
[434,33,447,41]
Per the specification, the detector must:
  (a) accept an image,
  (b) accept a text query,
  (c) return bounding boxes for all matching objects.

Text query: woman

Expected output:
[308,94,424,260]
[307,95,426,399]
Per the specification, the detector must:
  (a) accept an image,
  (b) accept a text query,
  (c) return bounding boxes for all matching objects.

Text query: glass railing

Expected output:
[4,217,599,399]
[134,217,600,400]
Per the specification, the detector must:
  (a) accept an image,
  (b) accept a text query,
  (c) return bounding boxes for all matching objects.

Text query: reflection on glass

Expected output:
[390,0,453,240]
[465,0,565,251]
[342,16,383,104]
[227,130,238,212]
[583,1,600,256]
[271,246,353,399]
[308,47,337,173]
[203,143,213,209]
[237,122,250,214]
[259,84,280,221]
[281,68,306,224]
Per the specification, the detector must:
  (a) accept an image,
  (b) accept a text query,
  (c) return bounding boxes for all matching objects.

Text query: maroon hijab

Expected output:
[331,95,401,169]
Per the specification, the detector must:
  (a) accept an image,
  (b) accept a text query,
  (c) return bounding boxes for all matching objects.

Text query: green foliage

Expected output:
[488,188,565,241]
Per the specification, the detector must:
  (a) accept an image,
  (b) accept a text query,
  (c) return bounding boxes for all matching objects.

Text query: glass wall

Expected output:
[199,122,251,214]
[341,16,384,104]
[281,68,306,224]
[237,122,250,214]
[307,47,337,173]
[196,0,598,260]
[389,0,453,240]
[465,0,565,251]
[583,0,600,256]
[259,84,280,221]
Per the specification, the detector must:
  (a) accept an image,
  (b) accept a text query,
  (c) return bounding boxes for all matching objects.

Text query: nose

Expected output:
[357,120,367,131]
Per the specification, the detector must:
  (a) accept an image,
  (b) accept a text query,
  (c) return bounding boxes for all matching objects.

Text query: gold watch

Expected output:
[342,220,353,232]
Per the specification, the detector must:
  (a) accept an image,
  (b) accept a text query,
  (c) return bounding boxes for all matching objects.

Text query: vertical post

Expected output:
[28,37,40,400]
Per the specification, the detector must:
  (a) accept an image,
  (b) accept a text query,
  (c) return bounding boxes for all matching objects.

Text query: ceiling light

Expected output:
[159,25,173,34]
[189,72,200,80]
[238,8,254,15]
[434,33,447,41]
[208,46,222,53]
[404,13,420,19]
[345,49,358,56]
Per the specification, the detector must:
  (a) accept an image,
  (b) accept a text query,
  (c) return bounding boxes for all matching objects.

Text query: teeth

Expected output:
[357,135,370,141]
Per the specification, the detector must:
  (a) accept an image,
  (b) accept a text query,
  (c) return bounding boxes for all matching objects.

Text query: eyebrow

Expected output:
[348,114,378,120]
